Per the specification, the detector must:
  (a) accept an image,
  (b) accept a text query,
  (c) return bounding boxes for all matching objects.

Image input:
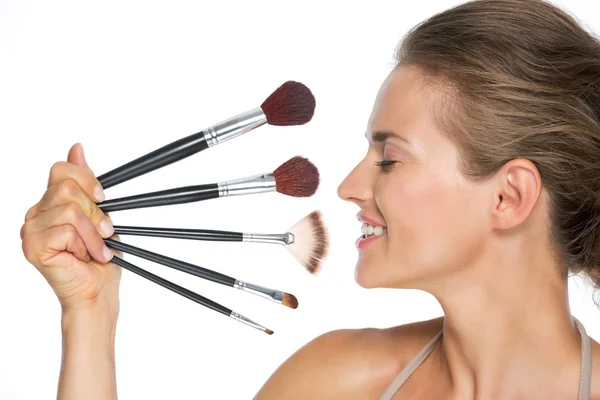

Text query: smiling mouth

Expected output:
[360,222,386,239]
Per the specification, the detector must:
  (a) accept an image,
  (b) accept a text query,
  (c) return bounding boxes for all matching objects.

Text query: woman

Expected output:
[20,0,600,398]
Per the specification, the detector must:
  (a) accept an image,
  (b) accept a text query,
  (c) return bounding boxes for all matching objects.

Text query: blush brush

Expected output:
[106,239,298,309]
[97,81,316,189]
[112,210,329,274]
[98,156,319,212]
[110,256,273,334]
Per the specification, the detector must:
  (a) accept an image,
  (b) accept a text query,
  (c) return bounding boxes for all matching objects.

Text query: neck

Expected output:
[426,238,584,399]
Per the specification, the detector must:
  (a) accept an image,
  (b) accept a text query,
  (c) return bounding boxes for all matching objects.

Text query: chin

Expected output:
[354,256,423,289]
[353,257,390,288]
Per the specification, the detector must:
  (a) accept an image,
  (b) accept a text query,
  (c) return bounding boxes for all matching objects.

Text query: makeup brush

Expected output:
[110,256,273,334]
[98,156,319,212]
[112,210,329,274]
[105,239,298,309]
[97,81,316,189]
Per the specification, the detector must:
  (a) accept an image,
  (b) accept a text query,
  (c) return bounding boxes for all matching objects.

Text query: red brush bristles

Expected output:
[261,81,315,126]
[273,156,319,197]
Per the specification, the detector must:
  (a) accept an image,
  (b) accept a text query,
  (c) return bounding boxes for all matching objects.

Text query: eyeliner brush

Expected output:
[110,256,273,334]
[106,239,298,309]
[98,156,318,212]
[97,81,315,189]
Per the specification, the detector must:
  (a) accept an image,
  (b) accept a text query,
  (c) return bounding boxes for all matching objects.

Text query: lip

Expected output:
[356,212,386,228]
[355,234,383,249]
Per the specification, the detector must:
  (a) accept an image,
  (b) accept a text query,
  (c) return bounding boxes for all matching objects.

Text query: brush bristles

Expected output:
[282,293,299,309]
[273,156,320,197]
[260,81,315,126]
[286,210,329,274]
[265,329,274,335]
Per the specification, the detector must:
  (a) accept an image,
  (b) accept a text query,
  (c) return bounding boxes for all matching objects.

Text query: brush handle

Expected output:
[106,238,236,286]
[110,255,231,316]
[113,226,244,242]
[97,131,209,189]
[98,183,219,212]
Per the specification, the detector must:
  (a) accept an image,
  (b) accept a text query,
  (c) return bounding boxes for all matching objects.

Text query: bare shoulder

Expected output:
[254,316,444,400]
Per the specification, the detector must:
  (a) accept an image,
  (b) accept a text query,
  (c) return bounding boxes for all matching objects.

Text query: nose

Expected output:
[337,156,374,205]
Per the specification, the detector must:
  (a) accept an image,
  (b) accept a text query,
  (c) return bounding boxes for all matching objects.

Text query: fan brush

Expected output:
[113,210,329,274]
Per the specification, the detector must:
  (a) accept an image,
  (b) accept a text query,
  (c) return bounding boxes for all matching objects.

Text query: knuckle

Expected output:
[63,224,79,243]
[25,204,38,221]
[21,236,38,264]
[20,221,30,240]
[57,179,80,201]
[49,161,65,182]
[64,202,85,224]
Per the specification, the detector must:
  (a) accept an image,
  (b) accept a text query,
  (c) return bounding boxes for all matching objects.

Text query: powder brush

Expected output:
[98,156,319,212]
[97,81,316,189]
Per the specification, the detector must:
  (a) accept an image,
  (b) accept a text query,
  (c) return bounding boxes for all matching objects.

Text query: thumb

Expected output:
[67,143,90,170]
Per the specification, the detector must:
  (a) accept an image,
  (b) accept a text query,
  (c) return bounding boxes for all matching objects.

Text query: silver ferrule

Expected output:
[202,107,267,147]
[217,173,276,197]
[242,232,295,245]
[234,280,285,303]
[229,311,270,333]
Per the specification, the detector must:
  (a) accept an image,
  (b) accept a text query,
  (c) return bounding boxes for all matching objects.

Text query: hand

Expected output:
[20,143,122,313]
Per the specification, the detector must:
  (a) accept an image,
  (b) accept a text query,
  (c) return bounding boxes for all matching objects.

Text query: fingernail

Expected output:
[103,245,113,262]
[94,185,105,202]
[100,218,114,237]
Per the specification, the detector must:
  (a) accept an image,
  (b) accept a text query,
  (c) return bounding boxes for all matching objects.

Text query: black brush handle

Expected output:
[97,131,209,189]
[98,183,219,212]
[106,238,236,287]
[110,255,231,316]
[113,226,244,242]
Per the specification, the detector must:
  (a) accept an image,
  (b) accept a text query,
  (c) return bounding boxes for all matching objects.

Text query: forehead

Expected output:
[368,65,437,135]
[367,65,457,156]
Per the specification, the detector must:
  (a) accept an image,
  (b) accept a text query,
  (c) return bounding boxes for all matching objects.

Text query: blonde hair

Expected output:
[396,0,600,296]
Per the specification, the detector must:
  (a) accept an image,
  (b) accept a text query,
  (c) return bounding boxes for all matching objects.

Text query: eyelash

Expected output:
[375,160,399,172]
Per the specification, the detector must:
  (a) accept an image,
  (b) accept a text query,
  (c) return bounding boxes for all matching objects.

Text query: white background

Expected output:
[2,1,600,399]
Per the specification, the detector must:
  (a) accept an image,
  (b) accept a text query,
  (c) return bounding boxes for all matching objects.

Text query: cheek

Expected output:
[377,168,483,268]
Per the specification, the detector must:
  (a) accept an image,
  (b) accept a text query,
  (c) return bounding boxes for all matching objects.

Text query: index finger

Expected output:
[48,161,105,203]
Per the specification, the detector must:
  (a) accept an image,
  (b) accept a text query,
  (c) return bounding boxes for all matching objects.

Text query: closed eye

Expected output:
[374,160,398,172]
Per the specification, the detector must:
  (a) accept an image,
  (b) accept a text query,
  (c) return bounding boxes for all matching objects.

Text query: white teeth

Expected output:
[360,222,386,237]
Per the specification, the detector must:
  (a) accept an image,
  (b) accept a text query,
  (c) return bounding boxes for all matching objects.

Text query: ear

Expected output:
[492,158,542,230]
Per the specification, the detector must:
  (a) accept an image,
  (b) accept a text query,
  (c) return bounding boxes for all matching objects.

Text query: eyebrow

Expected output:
[366,130,411,145]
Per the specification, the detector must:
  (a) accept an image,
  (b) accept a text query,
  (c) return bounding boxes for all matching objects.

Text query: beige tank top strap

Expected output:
[575,317,592,400]
[379,317,591,400]
[378,329,443,400]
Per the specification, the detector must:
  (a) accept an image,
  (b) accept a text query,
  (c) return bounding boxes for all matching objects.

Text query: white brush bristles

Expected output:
[286,210,329,274]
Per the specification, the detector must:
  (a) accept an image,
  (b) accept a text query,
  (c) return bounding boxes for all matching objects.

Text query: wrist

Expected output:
[61,300,119,346]
[61,294,119,322]
[58,294,119,399]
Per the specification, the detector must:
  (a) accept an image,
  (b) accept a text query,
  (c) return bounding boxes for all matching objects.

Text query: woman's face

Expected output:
[338,65,492,289]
